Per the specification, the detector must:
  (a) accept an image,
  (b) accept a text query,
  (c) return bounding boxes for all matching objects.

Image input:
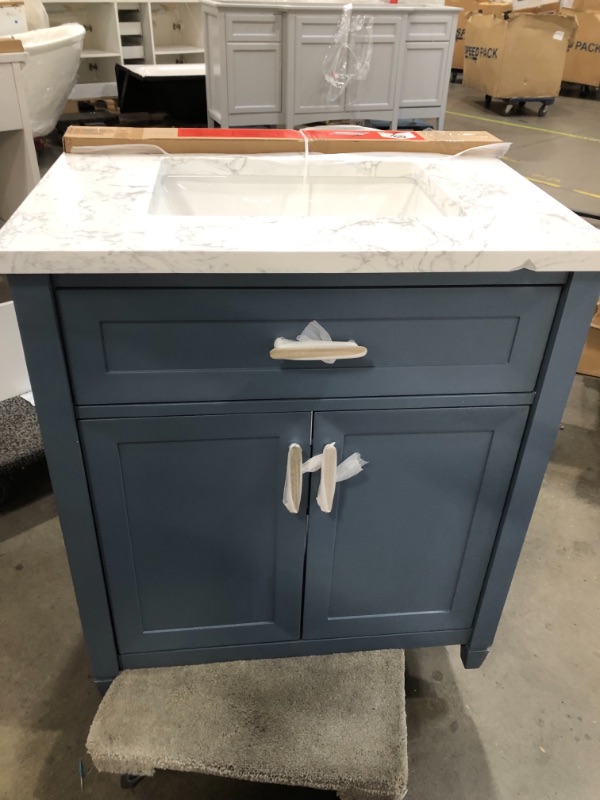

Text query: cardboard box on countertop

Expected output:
[463,12,578,98]
[63,127,504,156]
[563,8,600,86]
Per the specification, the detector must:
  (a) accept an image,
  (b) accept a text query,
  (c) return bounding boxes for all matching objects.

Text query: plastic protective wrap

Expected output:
[15,23,85,137]
[323,5,374,104]
[272,320,367,364]
[282,444,368,514]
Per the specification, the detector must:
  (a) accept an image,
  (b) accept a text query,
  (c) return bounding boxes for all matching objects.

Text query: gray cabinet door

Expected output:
[226,42,282,115]
[345,18,402,113]
[398,41,450,108]
[302,406,528,639]
[80,412,310,654]
[292,15,346,114]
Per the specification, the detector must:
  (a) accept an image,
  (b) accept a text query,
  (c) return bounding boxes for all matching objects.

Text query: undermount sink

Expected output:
[149,158,464,218]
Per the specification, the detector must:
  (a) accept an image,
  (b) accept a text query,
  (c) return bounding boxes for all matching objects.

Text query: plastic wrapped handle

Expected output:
[317,445,368,514]
[283,443,304,514]
[283,442,368,514]
[270,339,367,361]
[317,443,338,514]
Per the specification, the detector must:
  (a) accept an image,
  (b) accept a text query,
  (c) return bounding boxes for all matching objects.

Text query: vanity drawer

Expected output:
[57,286,560,405]
[406,13,454,41]
[225,12,282,42]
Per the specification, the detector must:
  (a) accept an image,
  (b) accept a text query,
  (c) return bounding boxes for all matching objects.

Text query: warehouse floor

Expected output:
[1,83,599,800]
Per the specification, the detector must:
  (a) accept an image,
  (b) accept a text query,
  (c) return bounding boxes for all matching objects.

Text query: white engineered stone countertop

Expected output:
[1,152,600,274]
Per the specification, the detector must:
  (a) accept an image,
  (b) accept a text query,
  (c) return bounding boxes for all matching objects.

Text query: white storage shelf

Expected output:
[44,0,204,99]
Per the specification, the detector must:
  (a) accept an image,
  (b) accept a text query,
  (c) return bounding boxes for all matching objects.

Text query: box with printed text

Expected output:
[464,12,578,97]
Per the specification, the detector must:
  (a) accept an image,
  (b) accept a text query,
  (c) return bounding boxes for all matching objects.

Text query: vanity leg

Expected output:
[121,775,145,789]
[460,645,490,669]
[94,678,114,696]
[207,115,215,128]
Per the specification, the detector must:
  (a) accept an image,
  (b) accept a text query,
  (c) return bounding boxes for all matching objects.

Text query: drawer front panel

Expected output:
[407,13,454,41]
[57,286,560,404]
[225,12,282,42]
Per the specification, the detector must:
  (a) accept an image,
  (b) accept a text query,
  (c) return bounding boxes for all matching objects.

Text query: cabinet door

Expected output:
[302,406,528,639]
[292,15,346,114]
[398,41,450,108]
[80,412,310,654]
[345,19,402,113]
[226,42,282,114]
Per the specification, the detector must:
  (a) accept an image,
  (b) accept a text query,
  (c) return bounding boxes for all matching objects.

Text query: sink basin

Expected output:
[150,158,464,218]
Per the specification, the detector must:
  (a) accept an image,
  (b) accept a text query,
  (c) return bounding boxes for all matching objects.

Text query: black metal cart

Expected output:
[561,80,599,100]
[484,93,555,117]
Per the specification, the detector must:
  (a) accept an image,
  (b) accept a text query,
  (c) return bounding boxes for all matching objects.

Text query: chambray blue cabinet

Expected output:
[80,412,311,654]
[303,407,528,640]
[9,271,599,692]
[81,405,527,656]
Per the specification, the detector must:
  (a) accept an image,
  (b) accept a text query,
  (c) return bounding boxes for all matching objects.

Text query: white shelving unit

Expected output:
[44,1,204,99]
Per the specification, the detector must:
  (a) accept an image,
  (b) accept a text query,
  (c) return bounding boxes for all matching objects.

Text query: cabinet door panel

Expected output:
[303,406,528,639]
[81,412,310,654]
[293,15,346,114]
[345,20,402,113]
[398,42,450,107]
[227,42,282,114]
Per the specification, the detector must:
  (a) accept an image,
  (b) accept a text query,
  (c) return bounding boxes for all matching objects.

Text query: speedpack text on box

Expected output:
[465,45,499,60]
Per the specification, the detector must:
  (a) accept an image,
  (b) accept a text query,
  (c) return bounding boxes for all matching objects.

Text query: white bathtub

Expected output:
[8,23,85,136]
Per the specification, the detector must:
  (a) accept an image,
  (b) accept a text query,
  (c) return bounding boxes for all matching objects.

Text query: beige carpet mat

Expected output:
[87,649,408,800]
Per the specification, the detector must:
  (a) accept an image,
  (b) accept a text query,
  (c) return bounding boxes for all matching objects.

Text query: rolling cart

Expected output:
[485,93,555,117]
[561,81,599,100]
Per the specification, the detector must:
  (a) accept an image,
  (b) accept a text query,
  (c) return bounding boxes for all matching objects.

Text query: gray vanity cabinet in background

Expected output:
[203,3,459,129]
[398,41,451,117]
[292,15,346,117]
[291,14,403,118]
[226,41,283,117]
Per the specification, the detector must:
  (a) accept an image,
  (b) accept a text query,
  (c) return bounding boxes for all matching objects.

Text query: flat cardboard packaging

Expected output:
[577,303,600,378]
[63,127,504,156]
[563,9,600,86]
[464,12,578,97]
[446,0,512,69]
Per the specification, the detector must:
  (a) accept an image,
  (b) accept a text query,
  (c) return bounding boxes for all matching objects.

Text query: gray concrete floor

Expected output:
[445,82,600,220]
[1,83,600,799]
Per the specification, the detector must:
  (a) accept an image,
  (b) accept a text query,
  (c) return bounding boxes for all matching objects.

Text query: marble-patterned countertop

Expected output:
[1,152,599,274]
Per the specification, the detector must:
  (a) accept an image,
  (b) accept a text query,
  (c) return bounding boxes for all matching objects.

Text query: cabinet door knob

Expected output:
[283,443,304,514]
[317,443,338,514]
[270,339,367,362]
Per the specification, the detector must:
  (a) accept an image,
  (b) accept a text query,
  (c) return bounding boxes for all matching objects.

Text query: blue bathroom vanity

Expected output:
[2,147,599,692]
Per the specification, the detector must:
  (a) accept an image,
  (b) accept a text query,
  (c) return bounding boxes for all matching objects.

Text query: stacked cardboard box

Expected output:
[463,11,577,98]
[562,0,600,87]
[446,0,512,69]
